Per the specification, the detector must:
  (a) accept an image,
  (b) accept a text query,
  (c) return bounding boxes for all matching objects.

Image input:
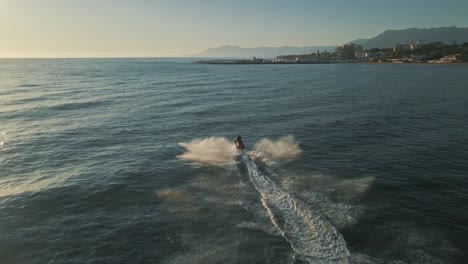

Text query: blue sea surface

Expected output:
[0,58,467,263]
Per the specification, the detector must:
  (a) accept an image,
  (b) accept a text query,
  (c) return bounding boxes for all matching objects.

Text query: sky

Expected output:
[1,0,468,58]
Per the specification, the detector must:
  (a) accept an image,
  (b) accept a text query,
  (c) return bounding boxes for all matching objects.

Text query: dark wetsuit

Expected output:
[233,138,245,150]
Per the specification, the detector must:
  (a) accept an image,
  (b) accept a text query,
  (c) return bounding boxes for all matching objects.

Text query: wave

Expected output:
[177,137,238,166]
[0,176,57,198]
[48,100,110,111]
[156,188,193,202]
[241,153,349,263]
[17,84,42,88]
[251,135,302,162]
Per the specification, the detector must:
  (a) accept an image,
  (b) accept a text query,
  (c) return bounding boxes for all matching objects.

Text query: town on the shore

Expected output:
[199,42,468,64]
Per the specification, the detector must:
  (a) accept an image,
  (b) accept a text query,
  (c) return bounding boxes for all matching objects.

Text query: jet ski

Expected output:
[233,135,245,150]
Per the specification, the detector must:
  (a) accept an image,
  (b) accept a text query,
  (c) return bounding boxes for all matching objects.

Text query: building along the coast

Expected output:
[335,43,363,61]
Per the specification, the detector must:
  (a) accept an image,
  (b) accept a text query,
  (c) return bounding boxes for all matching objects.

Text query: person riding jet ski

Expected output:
[233,135,245,150]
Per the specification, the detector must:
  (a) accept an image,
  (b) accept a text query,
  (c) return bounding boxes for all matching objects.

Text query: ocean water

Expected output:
[0,58,467,264]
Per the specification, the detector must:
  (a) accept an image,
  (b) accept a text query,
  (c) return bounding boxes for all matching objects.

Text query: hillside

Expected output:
[360,26,468,49]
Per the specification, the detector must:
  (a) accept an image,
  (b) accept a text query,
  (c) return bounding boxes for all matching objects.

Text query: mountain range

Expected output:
[197,26,468,58]
[353,26,468,49]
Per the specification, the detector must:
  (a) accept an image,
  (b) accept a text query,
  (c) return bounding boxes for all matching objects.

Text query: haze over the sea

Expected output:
[1,0,468,58]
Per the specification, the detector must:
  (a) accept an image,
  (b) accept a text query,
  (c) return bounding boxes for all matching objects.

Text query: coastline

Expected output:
[197,59,468,65]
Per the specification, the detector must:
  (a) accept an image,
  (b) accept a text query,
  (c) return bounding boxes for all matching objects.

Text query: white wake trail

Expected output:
[241,153,349,264]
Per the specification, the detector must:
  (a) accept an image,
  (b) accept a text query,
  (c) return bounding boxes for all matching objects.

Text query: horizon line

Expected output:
[0,56,200,59]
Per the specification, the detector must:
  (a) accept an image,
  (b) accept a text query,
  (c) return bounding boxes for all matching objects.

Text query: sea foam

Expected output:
[177,137,238,166]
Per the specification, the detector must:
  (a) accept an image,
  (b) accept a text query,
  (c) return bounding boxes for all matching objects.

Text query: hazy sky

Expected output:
[1,0,468,57]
